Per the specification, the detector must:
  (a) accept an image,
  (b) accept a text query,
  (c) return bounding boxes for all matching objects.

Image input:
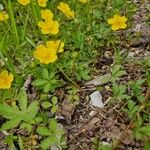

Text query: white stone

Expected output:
[90,91,104,108]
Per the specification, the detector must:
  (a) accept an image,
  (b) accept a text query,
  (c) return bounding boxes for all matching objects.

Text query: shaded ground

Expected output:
[58,0,150,150]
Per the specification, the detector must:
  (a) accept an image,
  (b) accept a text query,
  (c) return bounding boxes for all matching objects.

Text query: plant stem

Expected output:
[8,0,20,48]
[31,0,39,24]
[57,65,79,88]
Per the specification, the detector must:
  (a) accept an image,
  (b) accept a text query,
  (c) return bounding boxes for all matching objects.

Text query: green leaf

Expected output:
[51,106,57,114]
[112,65,121,74]
[0,103,22,119]
[100,74,111,84]
[33,79,47,86]
[24,101,38,122]
[42,68,49,80]
[128,100,135,110]
[20,123,32,132]
[114,70,126,77]
[139,126,150,136]
[41,101,52,109]
[40,136,57,150]
[43,83,51,93]
[18,136,24,150]
[49,118,57,131]
[51,96,58,105]
[1,117,21,130]
[144,141,150,150]
[37,126,50,136]
[18,88,27,112]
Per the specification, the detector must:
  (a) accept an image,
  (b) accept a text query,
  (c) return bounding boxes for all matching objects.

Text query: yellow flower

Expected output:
[108,14,127,31]
[38,0,48,7]
[41,9,54,20]
[0,11,9,21]
[57,2,75,20]
[0,70,13,89]
[38,19,59,35]
[17,0,30,5]
[38,9,59,35]
[46,40,65,53]
[79,0,88,3]
[34,44,57,64]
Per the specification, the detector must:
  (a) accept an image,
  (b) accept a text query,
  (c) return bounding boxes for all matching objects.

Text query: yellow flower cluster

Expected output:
[34,40,64,64]
[38,9,59,35]
[0,70,13,89]
[0,11,9,22]
[57,2,75,20]
[108,14,127,31]
[17,0,30,5]
[38,0,48,7]
[17,0,47,7]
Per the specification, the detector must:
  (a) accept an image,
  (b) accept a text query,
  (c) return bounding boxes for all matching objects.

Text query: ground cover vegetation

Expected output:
[0,0,150,149]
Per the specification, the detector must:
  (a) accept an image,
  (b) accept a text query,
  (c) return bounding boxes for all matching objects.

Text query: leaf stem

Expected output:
[7,0,20,48]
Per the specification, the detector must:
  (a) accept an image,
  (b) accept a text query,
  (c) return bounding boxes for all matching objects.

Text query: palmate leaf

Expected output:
[49,118,58,131]
[1,117,21,130]
[37,126,51,136]
[42,68,49,80]
[23,101,39,122]
[40,136,58,150]
[17,88,27,112]
[0,103,22,119]
[32,79,47,86]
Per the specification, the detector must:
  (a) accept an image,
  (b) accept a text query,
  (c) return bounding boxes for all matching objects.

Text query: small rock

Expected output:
[90,91,104,108]
[128,52,135,57]
[101,141,111,146]
[51,145,59,150]
[89,111,97,116]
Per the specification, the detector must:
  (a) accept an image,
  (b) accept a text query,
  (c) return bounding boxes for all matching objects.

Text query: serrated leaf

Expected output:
[0,103,22,119]
[49,72,56,79]
[33,79,47,86]
[114,70,126,77]
[18,88,27,112]
[128,100,135,110]
[42,68,49,80]
[40,136,57,150]
[49,118,57,131]
[20,123,32,132]
[41,101,52,109]
[112,65,121,74]
[51,106,57,114]
[37,126,50,136]
[52,96,58,105]
[43,83,51,93]
[24,101,38,122]
[1,117,21,130]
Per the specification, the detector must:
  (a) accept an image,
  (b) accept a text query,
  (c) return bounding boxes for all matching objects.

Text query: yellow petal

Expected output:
[41,9,53,20]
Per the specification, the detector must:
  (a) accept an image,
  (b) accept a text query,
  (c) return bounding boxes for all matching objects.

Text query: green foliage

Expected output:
[41,96,58,114]
[129,79,145,103]
[112,83,130,100]
[110,64,127,82]
[91,138,112,150]
[123,100,139,119]
[68,86,80,105]
[33,68,59,93]
[37,118,66,149]
[0,88,38,130]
